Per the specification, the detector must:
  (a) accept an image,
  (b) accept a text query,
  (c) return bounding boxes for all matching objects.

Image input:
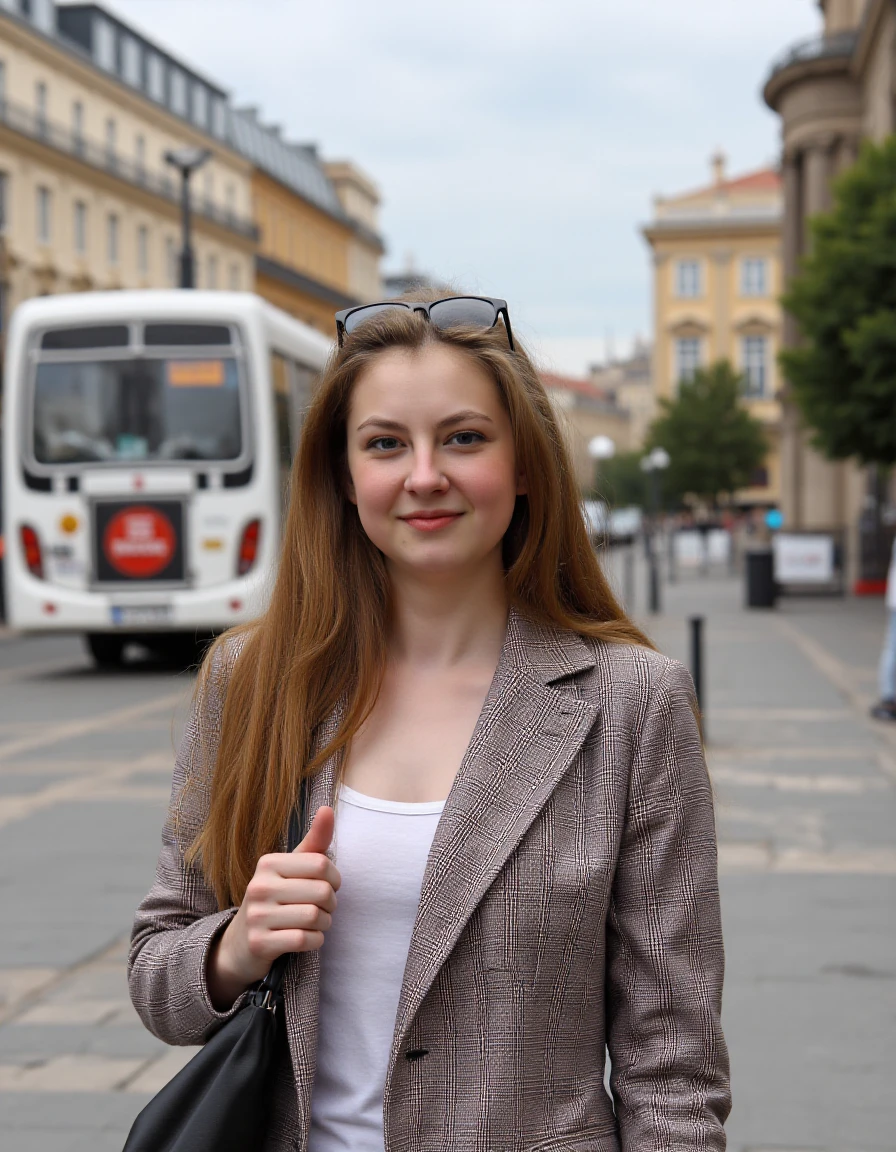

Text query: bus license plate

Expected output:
[110,604,173,626]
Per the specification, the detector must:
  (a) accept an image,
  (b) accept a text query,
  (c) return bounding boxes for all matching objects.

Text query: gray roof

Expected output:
[230,109,345,219]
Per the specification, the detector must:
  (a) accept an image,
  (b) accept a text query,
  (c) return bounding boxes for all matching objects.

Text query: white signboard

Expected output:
[773,534,835,584]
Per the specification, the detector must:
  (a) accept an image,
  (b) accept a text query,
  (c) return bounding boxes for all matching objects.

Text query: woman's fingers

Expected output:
[259,850,341,892]
[247,902,333,933]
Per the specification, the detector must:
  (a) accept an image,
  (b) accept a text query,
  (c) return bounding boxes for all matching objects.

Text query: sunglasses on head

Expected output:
[334,295,514,350]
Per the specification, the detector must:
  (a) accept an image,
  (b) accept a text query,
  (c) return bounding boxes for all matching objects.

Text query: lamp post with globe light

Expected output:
[586,433,615,546]
[164,146,211,288]
[640,446,671,614]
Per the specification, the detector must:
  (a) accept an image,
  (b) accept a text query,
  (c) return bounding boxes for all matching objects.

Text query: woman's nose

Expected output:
[404,449,448,493]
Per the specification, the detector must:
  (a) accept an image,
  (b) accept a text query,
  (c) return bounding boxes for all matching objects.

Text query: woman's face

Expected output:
[345,344,525,580]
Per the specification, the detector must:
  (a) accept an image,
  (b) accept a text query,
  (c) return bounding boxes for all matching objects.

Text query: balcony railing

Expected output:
[0,95,259,242]
[768,30,859,79]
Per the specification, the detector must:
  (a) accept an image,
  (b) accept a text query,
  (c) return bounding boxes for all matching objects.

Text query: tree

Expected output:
[590,450,647,508]
[780,136,896,465]
[645,361,767,507]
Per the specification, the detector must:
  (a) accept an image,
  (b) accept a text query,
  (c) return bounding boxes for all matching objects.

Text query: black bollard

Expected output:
[689,615,704,717]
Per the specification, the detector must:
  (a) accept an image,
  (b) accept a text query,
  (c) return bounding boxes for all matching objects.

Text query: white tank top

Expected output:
[308,783,445,1152]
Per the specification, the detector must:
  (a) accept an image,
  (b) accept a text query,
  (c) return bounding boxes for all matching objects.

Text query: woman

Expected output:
[129,294,730,1152]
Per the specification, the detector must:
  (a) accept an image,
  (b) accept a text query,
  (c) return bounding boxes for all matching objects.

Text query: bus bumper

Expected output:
[7,573,268,633]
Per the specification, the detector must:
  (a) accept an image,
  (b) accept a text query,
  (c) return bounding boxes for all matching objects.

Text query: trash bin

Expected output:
[745,547,777,608]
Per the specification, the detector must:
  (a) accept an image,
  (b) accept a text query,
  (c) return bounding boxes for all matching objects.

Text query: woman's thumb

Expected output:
[294,806,335,855]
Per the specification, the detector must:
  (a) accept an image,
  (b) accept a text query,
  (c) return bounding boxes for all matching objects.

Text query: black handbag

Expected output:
[123,796,305,1152]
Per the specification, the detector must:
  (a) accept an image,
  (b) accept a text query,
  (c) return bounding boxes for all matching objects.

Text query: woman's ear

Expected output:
[344,471,358,505]
[516,470,528,496]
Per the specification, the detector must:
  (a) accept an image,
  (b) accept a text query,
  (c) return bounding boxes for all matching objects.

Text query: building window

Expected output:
[137,224,149,276]
[35,80,47,135]
[211,97,227,139]
[135,134,146,180]
[741,335,769,397]
[107,212,119,265]
[94,17,116,71]
[105,118,117,167]
[0,172,7,233]
[206,254,218,289]
[122,35,141,87]
[674,259,702,299]
[229,262,241,290]
[169,69,187,116]
[675,336,701,383]
[0,60,7,110]
[73,200,87,254]
[192,82,208,128]
[146,52,165,102]
[32,0,53,33]
[36,185,51,244]
[741,257,768,297]
[72,100,84,152]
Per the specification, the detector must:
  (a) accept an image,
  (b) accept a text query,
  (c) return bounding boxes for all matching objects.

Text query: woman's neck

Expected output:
[387,560,509,669]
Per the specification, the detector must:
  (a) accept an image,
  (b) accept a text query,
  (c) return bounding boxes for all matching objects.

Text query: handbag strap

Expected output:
[253,780,307,1008]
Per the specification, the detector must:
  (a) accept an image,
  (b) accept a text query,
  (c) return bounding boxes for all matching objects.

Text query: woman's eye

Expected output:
[448,430,484,447]
[368,436,402,451]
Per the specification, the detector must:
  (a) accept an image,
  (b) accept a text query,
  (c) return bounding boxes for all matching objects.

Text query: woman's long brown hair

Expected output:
[189,298,653,907]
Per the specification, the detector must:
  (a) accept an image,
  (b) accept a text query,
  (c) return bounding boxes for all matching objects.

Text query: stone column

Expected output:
[779,149,804,527]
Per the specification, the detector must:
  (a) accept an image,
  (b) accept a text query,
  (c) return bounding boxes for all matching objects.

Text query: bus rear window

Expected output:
[144,324,232,346]
[41,326,130,350]
[32,357,243,465]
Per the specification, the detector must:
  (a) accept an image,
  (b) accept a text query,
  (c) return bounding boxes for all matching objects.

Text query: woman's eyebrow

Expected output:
[355,410,495,433]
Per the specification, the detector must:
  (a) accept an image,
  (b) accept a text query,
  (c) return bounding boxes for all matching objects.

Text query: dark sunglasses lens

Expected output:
[428,298,497,332]
[344,302,409,334]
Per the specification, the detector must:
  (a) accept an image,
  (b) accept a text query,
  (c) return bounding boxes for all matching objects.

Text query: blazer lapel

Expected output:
[281,705,342,1137]
[390,609,600,1058]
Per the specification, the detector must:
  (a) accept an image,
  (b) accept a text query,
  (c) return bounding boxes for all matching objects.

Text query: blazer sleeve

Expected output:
[127,639,249,1046]
[605,657,731,1150]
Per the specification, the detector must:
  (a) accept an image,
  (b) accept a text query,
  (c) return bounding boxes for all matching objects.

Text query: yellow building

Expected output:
[642,155,783,507]
[230,107,383,337]
[0,1,256,334]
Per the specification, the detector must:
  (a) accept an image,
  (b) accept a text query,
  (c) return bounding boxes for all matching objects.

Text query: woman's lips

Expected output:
[400,513,463,532]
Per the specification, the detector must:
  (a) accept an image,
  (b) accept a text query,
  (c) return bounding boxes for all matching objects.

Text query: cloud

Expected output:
[110,0,820,374]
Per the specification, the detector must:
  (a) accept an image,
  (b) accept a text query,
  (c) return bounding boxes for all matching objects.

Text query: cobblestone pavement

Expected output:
[0,555,894,1151]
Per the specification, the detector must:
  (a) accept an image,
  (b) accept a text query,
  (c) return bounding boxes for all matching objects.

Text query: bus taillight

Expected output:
[237,519,261,576]
[20,525,44,579]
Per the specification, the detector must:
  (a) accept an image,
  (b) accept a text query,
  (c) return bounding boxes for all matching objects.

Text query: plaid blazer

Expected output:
[129,609,730,1152]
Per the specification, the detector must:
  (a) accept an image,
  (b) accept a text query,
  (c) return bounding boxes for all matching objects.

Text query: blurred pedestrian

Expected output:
[870,534,896,722]
[128,293,730,1151]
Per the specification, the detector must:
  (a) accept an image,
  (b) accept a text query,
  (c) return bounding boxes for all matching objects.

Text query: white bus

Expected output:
[2,290,331,666]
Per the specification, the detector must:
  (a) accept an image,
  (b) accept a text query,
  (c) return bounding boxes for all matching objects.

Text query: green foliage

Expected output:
[590,450,646,508]
[646,361,767,506]
[780,135,896,465]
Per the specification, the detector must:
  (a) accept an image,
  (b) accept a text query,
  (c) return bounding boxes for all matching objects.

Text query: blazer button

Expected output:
[404,1048,429,1061]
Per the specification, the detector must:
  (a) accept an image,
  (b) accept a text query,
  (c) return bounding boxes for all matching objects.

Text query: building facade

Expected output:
[232,108,384,336]
[0,0,386,364]
[0,0,256,335]
[541,371,633,493]
[588,338,654,450]
[763,0,896,583]
[641,156,784,508]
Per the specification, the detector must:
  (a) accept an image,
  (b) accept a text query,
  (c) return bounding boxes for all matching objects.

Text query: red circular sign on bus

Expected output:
[103,506,176,579]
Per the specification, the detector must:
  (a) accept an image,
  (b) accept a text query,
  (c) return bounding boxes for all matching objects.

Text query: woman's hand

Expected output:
[207,806,341,1010]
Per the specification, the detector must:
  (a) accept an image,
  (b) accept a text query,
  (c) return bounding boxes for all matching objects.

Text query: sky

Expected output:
[108,0,822,377]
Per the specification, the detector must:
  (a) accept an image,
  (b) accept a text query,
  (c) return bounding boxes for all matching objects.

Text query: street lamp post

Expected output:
[587,434,616,495]
[640,446,671,614]
[164,146,211,289]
